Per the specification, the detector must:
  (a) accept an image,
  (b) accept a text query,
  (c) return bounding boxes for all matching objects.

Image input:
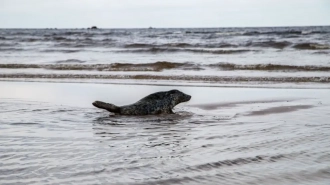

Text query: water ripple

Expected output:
[1,97,330,184]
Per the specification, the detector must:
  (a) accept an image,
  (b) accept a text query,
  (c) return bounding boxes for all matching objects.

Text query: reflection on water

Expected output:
[1,93,330,185]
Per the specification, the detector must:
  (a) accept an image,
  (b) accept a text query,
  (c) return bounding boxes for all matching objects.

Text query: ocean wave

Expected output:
[210,63,330,71]
[186,30,328,36]
[43,36,75,42]
[61,31,84,36]
[101,31,131,36]
[205,43,238,48]
[186,31,223,34]
[293,43,330,50]
[54,42,96,48]
[124,43,157,48]
[55,59,86,63]
[243,30,302,36]
[0,48,24,52]
[0,62,192,71]
[206,49,251,54]
[185,31,248,36]
[124,41,330,50]
[41,49,82,53]
[102,38,115,42]
[117,48,180,53]
[0,73,329,83]
[19,38,40,42]
[118,48,251,54]
[124,43,193,48]
[53,39,114,48]
[124,43,238,48]
[244,30,328,36]
[246,41,292,49]
[2,28,328,51]
[43,31,99,37]
[2,62,330,72]
[11,36,76,43]
[313,51,330,55]
[3,36,116,48]
[0,43,19,47]
[17,36,102,43]
[53,36,71,41]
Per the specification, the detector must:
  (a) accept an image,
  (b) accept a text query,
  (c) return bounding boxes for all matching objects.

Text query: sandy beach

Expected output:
[1,81,330,185]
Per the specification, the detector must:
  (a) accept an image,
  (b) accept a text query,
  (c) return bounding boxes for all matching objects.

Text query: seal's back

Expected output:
[92,89,191,115]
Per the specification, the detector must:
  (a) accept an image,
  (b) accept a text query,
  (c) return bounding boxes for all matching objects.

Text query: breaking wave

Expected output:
[55,59,86,63]
[43,36,75,42]
[124,43,238,48]
[246,41,292,49]
[2,62,330,72]
[293,43,330,50]
[118,48,252,54]
[313,51,330,55]
[0,62,192,72]
[210,63,330,72]
[41,49,83,53]
[0,73,329,83]
[0,48,25,52]
[185,30,328,36]
[124,43,194,48]
[1,27,329,52]
[0,43,19,47]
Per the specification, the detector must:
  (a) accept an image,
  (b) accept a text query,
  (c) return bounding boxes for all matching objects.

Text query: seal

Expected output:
[92,89,191,115]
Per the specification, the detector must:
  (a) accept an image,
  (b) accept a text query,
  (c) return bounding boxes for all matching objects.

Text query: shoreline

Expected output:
[1,80,328,108]
[1,78,330,89]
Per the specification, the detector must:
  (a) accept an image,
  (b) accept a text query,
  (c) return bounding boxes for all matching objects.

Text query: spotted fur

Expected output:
[92,89,191,115]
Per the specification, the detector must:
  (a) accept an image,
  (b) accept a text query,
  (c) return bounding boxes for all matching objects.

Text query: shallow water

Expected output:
[1,82,330,185]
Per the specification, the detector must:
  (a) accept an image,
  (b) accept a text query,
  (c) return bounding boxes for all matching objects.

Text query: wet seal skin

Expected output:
[92,89,191,115]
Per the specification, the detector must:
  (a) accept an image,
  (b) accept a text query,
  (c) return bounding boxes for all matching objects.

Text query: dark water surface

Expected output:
[1,82,330,185]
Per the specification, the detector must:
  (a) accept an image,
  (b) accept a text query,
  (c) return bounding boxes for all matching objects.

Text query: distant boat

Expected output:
[148,27,154,29]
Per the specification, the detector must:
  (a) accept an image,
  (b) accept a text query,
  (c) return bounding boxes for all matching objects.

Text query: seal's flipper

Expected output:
[92,101,120,113]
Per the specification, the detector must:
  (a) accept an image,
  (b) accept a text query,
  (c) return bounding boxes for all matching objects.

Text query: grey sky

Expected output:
[0,0,329,28]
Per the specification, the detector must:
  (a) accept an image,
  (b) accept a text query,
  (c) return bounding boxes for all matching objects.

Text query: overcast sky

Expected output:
[0,0,329,28]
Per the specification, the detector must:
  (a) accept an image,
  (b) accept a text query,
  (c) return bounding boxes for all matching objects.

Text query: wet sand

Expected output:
[1,81,330,185]
[1,81,328,108]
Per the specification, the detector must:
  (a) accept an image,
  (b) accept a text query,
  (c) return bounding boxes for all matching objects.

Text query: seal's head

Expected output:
[167,89,191,107]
